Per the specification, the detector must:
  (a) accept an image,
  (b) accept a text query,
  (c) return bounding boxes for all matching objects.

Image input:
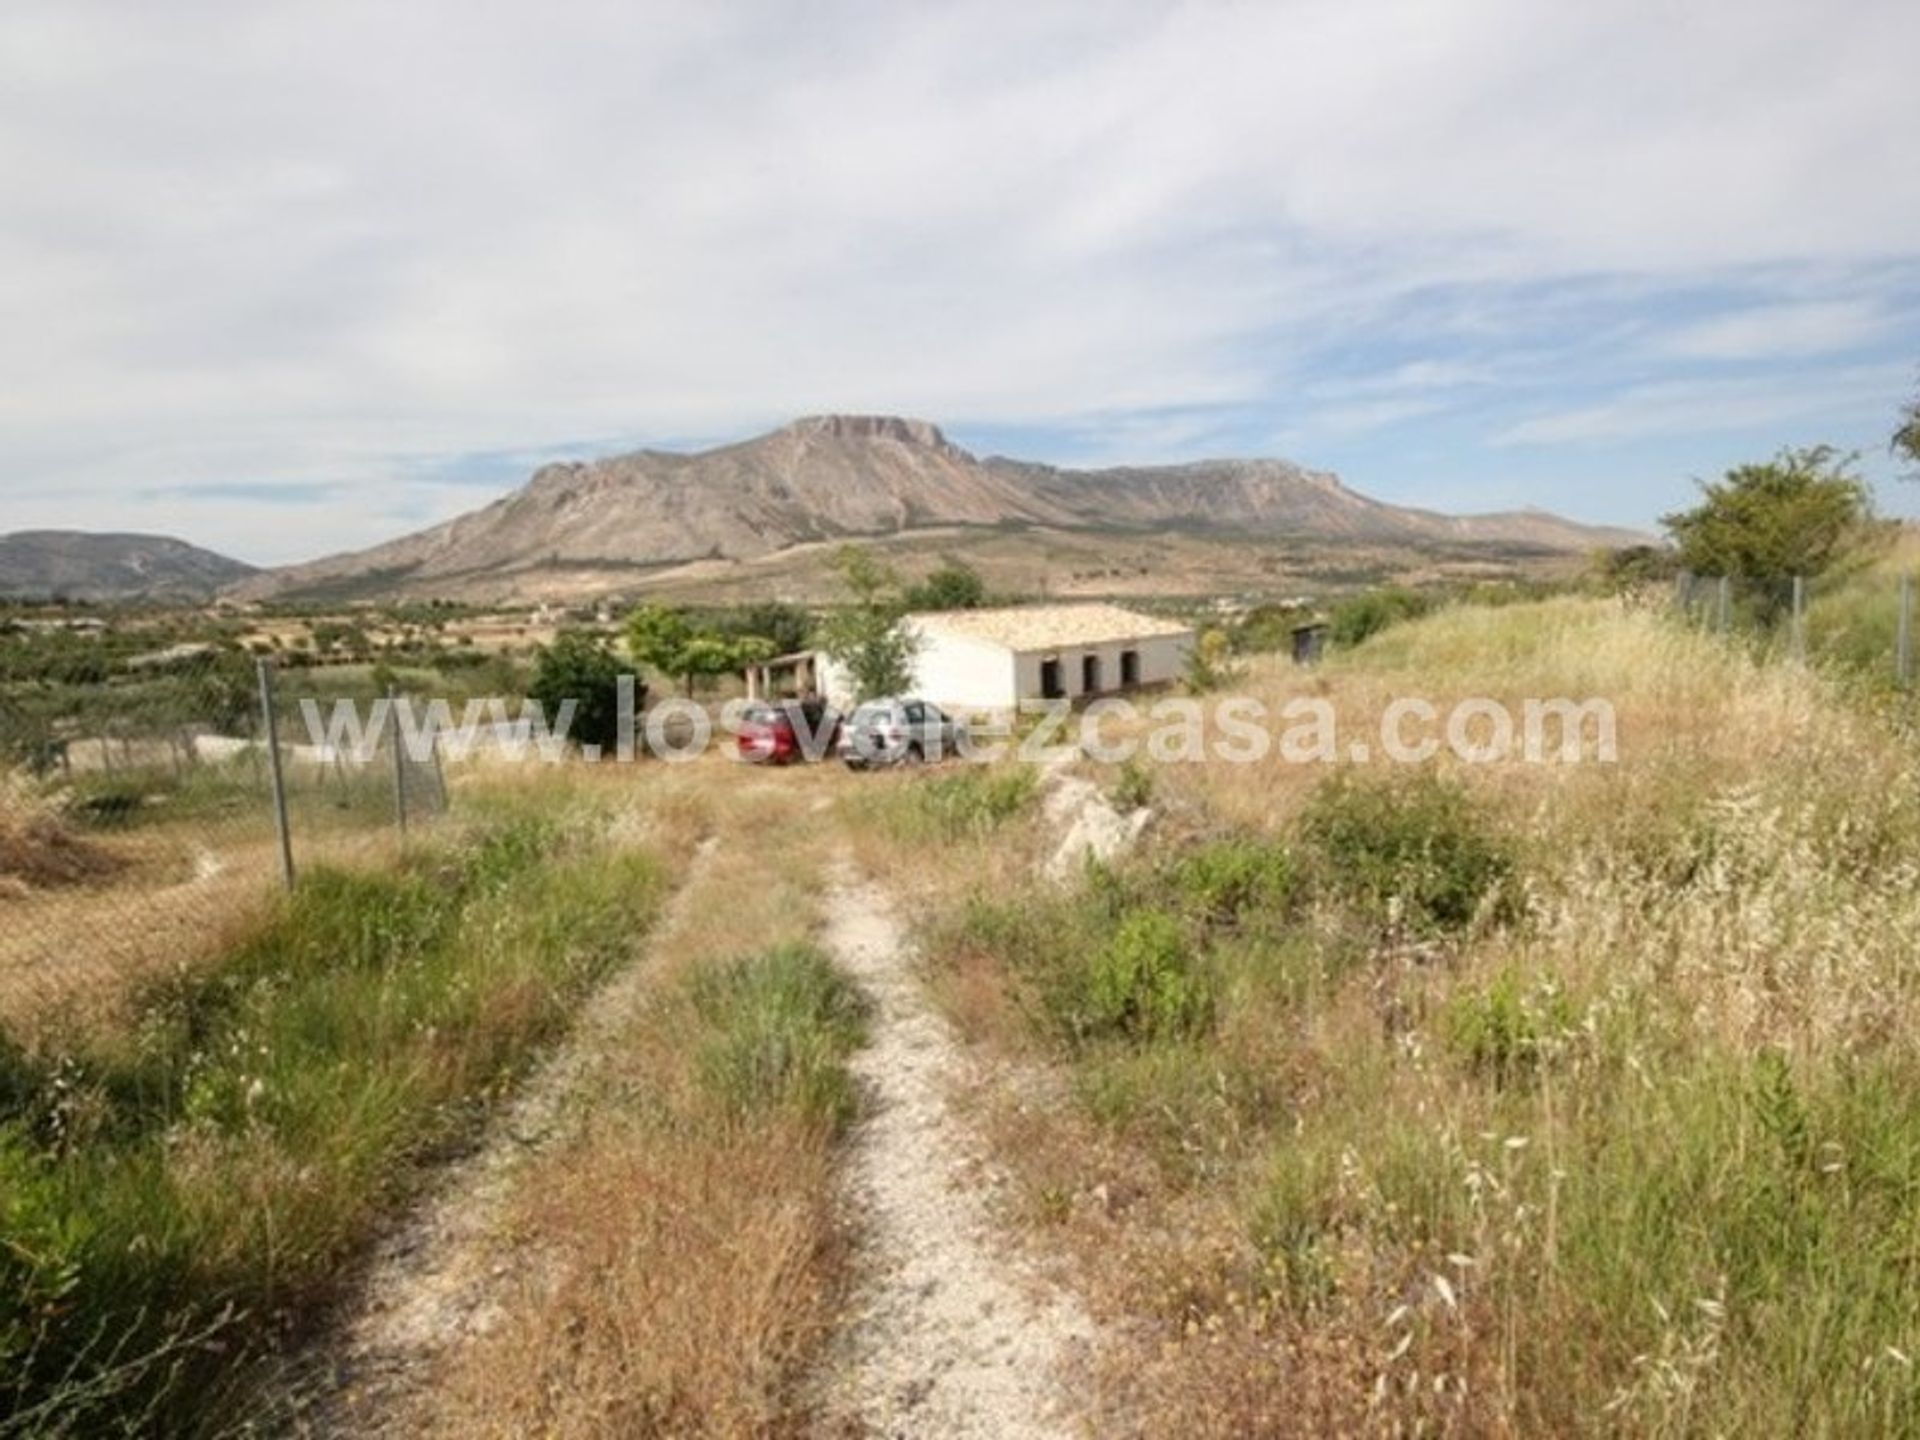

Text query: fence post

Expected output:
[1899,574,1914,691]
[1716,576,1731,634]
[428,720,449,814]
[1791,575,1806,662]
[257,658,296,891]
[388,686,408,840]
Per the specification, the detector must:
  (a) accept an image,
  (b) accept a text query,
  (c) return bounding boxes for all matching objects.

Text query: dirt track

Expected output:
[813,871,1092,1438]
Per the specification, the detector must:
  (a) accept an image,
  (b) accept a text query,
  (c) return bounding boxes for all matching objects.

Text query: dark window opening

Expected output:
[1039,657,1064,699]
[1119,649,1140,686]
[1081,653,1101,693]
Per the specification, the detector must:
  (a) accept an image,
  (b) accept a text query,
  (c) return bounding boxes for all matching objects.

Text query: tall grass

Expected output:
[409,778,866,1439]
[0,810,666,1436]
[920,595,1920,1435]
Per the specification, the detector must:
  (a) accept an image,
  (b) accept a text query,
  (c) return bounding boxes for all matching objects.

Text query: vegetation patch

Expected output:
[691,942,867,1131]
[1299,768,1512,934]
[0,814,666,1436]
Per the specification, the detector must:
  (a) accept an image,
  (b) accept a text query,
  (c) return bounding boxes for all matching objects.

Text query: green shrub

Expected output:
[691,943,866,1131]
[1299,770,1512,934]
[1077,909,1212,1043]
[1328,586,1433,649]
[1109,757,1154,813]
[1164,837,1295,926]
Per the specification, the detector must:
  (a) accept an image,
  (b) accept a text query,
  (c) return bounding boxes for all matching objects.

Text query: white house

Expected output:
[817,603,1194,714]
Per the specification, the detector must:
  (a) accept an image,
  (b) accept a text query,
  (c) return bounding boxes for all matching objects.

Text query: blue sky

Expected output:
[1,1,1917,565]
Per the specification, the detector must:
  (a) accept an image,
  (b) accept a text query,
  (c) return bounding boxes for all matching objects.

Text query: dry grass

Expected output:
[911,595,1920,1436]
[0,776,121,894]
[410,762,855,1439]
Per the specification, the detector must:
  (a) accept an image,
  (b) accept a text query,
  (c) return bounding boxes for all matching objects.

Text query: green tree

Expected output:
[904,558,987,611]
[1895,385,1920,472]
[723,601,813,656]
[818,545,919,700]
[1592,544,1680,594]
[527,631,635,752]
[627,603,777,695]
[625,604,695,693]
[1662,446,1877,583]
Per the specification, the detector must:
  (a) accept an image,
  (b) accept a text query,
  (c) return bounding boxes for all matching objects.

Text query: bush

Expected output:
[526,631,637,753]
[1164,837,1296,926]
[1299,770,1511,934]
[690,943,866,1131]
[1109,757,1154,813]
[1327,587,1432,649]
[1077,909,1212,1043]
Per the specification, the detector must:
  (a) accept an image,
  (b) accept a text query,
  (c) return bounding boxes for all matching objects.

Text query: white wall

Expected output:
[1011,631,1192,699]
[814,626,1192,711]
[910,628,1019,712]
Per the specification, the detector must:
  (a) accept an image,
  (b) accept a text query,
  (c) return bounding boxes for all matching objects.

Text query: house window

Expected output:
[1039,657,1064,699]
[1119,649,1140,687]
[1081,653,1101,693]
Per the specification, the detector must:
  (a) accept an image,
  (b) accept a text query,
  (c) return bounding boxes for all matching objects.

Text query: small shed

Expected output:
[1290,621,1329,667]
[817,603,1194,713]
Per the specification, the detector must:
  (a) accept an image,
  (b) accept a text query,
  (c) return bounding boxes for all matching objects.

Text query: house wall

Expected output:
[814,627,1018,712]
[1011,631,1192,700]
[909,628,1020,712]
[815,627,1193,712]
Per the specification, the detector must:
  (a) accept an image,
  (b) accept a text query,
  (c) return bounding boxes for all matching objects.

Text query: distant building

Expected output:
[1291,621,1330,666]
[818,603,1194,713]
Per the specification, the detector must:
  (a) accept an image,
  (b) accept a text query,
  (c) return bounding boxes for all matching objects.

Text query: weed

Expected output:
[1299,769,1512,934]
[1442,969,1575,1087]
[691,942,866,1131]
[1162,836,1295,927]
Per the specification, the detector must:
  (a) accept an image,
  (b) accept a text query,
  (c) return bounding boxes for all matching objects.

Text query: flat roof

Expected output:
[910,603,1193,652]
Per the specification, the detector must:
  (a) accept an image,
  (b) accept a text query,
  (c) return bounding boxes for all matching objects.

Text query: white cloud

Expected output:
[0,0,1917,558]
[1491,363,1913,446]
[1663,300,1892,359]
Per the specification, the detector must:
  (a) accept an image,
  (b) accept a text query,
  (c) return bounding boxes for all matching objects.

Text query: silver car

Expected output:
[839,696,969,768]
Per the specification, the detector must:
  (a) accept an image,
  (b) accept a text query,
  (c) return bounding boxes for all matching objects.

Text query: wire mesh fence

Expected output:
[1,646,448,1037]
[1673,570,1919,687]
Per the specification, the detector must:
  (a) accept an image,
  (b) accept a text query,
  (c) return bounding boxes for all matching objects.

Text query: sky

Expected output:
[1,0,1917,567]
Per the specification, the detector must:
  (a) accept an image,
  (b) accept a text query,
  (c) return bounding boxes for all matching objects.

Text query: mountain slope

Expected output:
[0,531,257,602]
[232,415,1646,602]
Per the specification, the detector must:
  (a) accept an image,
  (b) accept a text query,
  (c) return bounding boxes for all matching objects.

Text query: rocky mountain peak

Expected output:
[785,414,958,452]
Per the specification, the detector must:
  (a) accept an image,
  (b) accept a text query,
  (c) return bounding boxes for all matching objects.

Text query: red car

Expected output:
[736,698,842,765]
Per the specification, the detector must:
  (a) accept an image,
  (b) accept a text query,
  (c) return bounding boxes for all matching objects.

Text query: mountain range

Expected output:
[222,415,1643,603]
[0,531,257,602]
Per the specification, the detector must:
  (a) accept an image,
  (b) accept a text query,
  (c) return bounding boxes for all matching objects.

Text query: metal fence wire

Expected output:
[1673,570,1919,685]
[1,647,448,1031]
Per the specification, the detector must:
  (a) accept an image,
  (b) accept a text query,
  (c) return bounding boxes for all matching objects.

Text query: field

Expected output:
[3,582,1919,1436]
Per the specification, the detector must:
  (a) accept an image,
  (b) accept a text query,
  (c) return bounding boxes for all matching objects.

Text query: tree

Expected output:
[818,545,919,701]
[626,603,776,696]
[723,601,812,657]
[527,631,636,753]
[1896,385,1920,472]
[1662,446,1877,584]
[1592,544,1680,594]
[625,604,694,693]
[904,558,987,611]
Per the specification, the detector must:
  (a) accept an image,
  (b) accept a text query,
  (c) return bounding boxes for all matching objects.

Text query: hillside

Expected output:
[0,530,256,602]
[231,415,1646,602]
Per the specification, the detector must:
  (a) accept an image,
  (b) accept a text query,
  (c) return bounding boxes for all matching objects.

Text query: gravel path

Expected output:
[816,872,1093,1439]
